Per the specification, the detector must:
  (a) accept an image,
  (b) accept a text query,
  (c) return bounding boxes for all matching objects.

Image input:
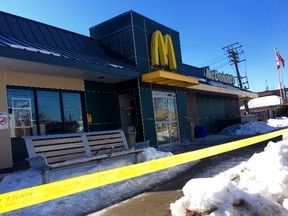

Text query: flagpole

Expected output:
[278,69,283,102]
[280,67,285,99]
[275,47,285,103]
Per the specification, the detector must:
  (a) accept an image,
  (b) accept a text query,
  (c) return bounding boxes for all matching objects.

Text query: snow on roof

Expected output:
[240,95,282,110]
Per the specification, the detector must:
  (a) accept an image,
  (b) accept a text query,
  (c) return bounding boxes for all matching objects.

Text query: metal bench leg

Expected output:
[135,153,139,163]
[41,170,50,184]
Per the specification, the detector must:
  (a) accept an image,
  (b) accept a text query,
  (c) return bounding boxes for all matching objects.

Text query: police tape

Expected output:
[1,128,288,213]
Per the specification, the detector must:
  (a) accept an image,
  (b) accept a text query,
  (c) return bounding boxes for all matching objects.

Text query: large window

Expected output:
[7,87,84,137]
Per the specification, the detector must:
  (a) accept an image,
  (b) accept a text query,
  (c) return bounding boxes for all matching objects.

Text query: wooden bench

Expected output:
[23,130,149,184]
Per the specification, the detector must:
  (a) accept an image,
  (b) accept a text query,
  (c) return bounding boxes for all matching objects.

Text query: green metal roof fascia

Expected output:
[0,46,140,78]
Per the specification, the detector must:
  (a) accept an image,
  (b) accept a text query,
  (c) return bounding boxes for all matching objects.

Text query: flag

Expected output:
[275,48,285,70]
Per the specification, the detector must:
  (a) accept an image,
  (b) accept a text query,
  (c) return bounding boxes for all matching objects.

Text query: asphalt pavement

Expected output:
[89,135,282,216]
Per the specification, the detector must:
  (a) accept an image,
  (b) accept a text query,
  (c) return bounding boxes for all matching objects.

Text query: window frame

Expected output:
[7,85,87,136]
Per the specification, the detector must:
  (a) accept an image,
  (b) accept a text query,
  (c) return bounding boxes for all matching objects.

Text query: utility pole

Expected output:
[223,42,250,114]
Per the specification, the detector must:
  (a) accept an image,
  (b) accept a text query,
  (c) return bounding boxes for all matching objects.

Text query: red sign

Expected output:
[0,113,8,129]
[0,115,7,125]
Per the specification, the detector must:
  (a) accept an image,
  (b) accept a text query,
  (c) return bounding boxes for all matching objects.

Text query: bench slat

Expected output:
[34,142,84,153]
[89,142,124,150]
[87,133,122,141]
[47,152,87,164]
[52,154,108,168]
[33,137,83,146]
[39,148,86,158]
[88,138,124,146]
[90,146,125,155]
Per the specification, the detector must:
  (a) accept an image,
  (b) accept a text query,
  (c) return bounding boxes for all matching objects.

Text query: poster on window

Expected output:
[0,112,9,129]
[12,98,33,128]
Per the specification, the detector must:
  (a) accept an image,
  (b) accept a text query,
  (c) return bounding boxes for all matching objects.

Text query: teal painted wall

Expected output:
[176,91,192,142]
[90,11,183,74]
[139,87,157,147]
[85,81,120,131]
[195,93,240,134]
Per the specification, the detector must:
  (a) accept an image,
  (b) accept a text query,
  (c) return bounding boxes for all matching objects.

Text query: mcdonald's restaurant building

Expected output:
[0,11,257,169]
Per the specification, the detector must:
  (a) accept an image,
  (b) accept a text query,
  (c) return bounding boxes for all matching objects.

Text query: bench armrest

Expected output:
[26,155,52,172]
[133,141,150,150]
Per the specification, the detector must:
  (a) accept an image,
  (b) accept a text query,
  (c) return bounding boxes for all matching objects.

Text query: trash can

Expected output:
[194,126,206,138]
[126,126,136,148]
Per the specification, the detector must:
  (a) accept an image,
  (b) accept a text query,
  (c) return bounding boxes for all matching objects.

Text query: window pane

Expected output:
[37,91,63,135]
[154,98,168,122]
[7,89,36,137]
[62,92,83,133]
[168,98,176,121]
[156,123,169,144]
[170,122,179,142]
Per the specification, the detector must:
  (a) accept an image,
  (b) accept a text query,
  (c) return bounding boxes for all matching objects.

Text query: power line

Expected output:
[198,54,227,67]
[213,61,231,70]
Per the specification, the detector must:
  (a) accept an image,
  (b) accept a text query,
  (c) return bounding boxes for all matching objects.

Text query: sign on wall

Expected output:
[0,112,8,129]
[151,30,177,71]
[204,67,235,85]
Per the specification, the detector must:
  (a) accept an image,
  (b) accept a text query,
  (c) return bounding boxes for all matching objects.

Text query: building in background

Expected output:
[240,89,287,121]
[0,10,257,169]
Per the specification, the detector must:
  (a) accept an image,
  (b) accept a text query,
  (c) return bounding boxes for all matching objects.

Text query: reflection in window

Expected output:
[170,122,178,142]
[156,123,169,144]
[154,98,168,122]
[7,88,85,137]
[7,89,36,137]
[153,93,179,145]
[168,98,176,121]
[62,93,83,133]
[37,91,63,135]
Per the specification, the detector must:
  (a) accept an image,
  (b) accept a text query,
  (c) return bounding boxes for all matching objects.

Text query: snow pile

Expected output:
[1,118,288,215]
[0,148,195,215]
[138,147,173,162]
[0,159,134,192]
[220,121,276,135]
[170,140,288,216]
[268,117,288,128]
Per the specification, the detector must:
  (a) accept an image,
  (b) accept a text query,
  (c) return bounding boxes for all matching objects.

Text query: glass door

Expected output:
[153,91,179,145]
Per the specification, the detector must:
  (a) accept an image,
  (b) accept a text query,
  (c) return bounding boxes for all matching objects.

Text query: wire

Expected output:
[198,54,227,67]
[213,61,231,70]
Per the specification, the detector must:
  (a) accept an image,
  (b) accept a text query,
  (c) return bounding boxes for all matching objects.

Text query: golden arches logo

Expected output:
[151,30,177,70]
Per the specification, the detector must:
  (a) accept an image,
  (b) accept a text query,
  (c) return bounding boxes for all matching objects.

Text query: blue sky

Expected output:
[1,0,288,92]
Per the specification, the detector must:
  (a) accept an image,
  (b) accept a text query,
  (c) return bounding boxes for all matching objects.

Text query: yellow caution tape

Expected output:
[1,128,288,213]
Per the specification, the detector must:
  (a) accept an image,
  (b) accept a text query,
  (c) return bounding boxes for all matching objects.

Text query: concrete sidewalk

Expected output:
[89,134,277,216]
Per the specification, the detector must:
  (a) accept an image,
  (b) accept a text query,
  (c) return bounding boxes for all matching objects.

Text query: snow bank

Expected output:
[170,140,288,216]
[0,148,196,216]
[220,121,276,135]
[138,147,173,162]
[268,117,288,128]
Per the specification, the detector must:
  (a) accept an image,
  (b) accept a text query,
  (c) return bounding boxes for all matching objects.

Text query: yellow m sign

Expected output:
[151,30,177,70]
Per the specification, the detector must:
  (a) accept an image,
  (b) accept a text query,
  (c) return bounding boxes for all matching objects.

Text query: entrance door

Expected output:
[153,91,179,145]
[119,92,137,146]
